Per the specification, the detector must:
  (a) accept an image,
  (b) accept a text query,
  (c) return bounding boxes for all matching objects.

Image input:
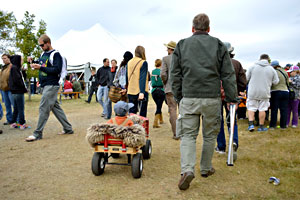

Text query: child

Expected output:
[287,66,300,128]
[8,55,28,130]
[107,101,134,126]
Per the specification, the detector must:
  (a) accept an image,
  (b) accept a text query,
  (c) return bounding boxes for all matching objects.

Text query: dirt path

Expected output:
[0,96,299,200]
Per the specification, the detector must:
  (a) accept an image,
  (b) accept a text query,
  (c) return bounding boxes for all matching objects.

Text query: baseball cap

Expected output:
[287,65,300,72]
[223,42,234,53]
[114,101,134,116]
[270,60,279,67]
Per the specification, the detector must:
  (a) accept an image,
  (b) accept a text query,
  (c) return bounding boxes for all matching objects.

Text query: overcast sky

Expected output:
[2,0,300,68]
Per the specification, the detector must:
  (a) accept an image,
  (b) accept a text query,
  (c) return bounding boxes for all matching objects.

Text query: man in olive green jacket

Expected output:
[170,13,238,190]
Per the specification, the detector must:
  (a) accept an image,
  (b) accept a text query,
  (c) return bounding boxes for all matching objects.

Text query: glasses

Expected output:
[39,43,45,47]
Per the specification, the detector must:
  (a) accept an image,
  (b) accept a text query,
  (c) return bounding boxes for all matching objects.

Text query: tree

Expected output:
[14,11,47,100]
[0,10,16,54]
[15,11,47,79]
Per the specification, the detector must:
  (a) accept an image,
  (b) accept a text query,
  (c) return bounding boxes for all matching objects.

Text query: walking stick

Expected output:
[227,104,236,166]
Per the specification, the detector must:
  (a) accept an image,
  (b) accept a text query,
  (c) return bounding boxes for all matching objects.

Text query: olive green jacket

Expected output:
[170,31,237,103]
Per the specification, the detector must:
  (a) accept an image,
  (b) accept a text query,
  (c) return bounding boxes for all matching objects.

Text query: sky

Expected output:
[2,0,300,69]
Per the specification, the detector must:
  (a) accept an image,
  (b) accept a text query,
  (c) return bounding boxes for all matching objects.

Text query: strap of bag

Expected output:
[276,69,289,88]
[120,118,129,126]
[128,59,142,82]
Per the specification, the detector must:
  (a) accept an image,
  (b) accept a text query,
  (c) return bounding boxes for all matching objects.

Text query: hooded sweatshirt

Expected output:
[246,59,279,100]
[8,55,27,94]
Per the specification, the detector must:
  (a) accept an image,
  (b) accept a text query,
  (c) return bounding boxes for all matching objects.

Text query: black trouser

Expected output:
[151,88,165,115]
[128,92,148,117]
[87,86,98,102]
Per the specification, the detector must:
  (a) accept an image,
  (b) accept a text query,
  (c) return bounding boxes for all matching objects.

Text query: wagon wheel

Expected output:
[111,153,120,158]
[142,139,152,159]
[91,152,105,176]
[131,153,143,178]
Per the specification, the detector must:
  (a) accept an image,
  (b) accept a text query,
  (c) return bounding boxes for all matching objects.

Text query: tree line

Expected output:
[0,10,47,78]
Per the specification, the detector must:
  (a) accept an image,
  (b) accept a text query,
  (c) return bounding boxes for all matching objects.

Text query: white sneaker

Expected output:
[292,125,297,128]
[215,147,225,154]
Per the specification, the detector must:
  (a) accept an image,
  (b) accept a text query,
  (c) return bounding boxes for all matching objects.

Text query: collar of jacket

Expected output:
[193,31,209,35]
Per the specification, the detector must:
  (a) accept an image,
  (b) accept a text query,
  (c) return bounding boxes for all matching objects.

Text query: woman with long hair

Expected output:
[113,51,133,102]
[127,46,149,117]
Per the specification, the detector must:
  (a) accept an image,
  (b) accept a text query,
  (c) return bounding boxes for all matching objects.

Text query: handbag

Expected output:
[276,69,295,100]
[109,86,122,103]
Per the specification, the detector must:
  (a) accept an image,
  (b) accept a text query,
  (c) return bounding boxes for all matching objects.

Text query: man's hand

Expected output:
[120,89,127,95]
[227,102,238,111]
[30,63,41,70]
[138,93,144,100]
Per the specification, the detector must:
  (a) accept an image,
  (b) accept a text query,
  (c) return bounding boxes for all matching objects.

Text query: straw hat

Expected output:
[164,41,177,49]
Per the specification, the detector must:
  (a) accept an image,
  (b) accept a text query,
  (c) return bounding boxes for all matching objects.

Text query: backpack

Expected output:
[46,50,67,84]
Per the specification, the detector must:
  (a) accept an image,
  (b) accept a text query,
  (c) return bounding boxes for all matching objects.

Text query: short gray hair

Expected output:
[193,13,210,31]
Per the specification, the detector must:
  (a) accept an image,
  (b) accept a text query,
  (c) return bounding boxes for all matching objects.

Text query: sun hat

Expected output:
[287,65,300,72]
[270,60,279,67]
[223,42,234,53]
[114,101,134,116]
[164,41,177,50]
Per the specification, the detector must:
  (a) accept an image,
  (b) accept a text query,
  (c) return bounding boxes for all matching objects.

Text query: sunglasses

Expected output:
[39,43,45,47]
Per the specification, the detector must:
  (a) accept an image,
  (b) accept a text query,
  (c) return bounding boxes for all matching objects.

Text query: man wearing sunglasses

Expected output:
[25,34,73,142]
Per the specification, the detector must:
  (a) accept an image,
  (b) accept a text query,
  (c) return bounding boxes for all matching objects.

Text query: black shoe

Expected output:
[3,122,12,125]
[178,171,194,190]
[85,100,90,104]
[201,168,215,178]
[0,130,3,134]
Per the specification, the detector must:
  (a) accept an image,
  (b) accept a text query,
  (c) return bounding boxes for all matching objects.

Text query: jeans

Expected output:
[128,92,149,117]
[97,85,109,116]
[2,90,14,123]
[217,102,238,151]
[11,93,25,125]
[106,98,112,119]
[269,91,289,128]
[87,86,98,102]
[152,88,165,115]
[287,99,300,126]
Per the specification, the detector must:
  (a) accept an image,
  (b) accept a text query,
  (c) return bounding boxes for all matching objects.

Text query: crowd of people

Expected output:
[0,13,300,191]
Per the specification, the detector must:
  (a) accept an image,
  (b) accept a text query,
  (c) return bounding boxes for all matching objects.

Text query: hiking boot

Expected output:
[248,125,255,132]
[215,147,225,154]
[257,127,268,131]
[201,168,215,178]
[178,171,194,190]
[153,114,161,128]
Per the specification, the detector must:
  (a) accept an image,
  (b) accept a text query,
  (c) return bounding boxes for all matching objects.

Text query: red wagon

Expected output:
[91,115,152,178]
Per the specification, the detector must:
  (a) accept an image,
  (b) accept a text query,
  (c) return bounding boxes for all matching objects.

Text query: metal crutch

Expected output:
[227,104,236,166]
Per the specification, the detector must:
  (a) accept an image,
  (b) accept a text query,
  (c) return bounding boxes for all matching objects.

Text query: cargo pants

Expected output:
[177,97,221,175]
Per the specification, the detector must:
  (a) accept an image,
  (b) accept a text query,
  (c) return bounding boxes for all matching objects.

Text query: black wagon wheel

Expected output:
[131,153,143,178]
[91,152,105,176]
[142,139,152,159]
[111,153,120,158]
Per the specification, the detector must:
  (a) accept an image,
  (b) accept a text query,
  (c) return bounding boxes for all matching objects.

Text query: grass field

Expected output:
[0,94,299,200]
